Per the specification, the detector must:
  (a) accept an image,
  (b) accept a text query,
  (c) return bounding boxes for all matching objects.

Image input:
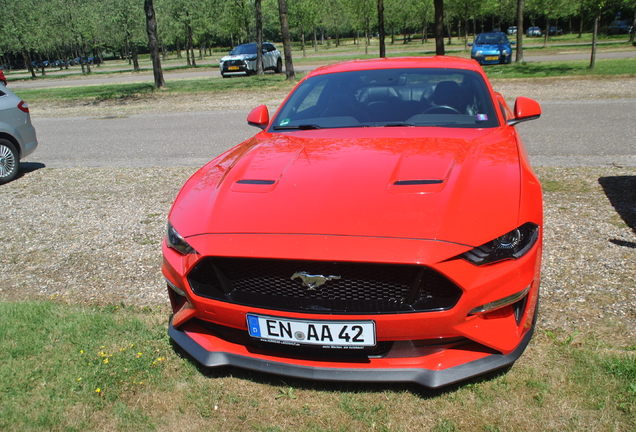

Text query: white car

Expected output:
[0,86,38,184]
[219,43,282,77]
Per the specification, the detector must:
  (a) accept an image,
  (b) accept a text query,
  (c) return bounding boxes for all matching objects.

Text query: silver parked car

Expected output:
[219,42,282,77]
[0,85,38,184]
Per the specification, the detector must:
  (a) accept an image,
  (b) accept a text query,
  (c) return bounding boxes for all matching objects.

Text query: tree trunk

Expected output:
[365,18,370,55]
[301,29,307,57]
[516,0,524,62]
[590,14,598,69]
[144,0,165,88]
[434,0,445,55]
[277,0,295,80]
[378,0,386,57]
[630,2,636,43]
[256,0,263,75]
[543,17,550,47]
[132,44,140,72]
[314,28,318,52]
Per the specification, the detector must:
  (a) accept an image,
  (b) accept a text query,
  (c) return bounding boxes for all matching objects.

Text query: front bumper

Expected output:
[164,232,542,388]
[473,55,506,65]
[220,60,256,76]
[169,316,535,388]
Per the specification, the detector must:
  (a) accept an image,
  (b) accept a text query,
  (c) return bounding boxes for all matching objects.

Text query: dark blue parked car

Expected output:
[469,32,515,65]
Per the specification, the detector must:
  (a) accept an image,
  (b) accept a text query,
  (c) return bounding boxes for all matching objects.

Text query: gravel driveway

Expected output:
[1,77,635,342]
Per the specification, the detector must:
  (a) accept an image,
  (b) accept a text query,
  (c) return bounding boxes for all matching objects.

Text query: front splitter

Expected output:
[168,318,534,388]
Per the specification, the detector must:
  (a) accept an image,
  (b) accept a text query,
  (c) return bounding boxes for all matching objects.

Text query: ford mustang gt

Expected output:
[163,56,543,388]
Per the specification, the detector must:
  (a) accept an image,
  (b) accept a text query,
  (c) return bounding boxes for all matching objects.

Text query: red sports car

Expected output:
[163,56,543,388]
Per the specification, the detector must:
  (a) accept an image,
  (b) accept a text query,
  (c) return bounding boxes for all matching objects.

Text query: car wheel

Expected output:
[0,139,19,184]
[275,58,283,73]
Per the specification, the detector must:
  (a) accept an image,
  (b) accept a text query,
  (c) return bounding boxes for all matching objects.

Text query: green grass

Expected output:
[12,73,303,103]
[1,300,634,431]
[483,57,636,78]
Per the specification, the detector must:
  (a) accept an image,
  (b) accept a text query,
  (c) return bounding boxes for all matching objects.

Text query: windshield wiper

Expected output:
[273,124,321,130]
[383,122,415,127]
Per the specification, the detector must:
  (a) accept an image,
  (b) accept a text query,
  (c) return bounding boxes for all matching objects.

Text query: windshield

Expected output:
[230,44,256,55]
[270,68,499,130]
[475,34,508,44]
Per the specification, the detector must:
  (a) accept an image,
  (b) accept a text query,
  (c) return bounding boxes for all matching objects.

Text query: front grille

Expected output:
[188,258,462,314]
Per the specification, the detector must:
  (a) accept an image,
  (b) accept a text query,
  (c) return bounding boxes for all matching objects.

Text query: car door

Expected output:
[263,44,275,70]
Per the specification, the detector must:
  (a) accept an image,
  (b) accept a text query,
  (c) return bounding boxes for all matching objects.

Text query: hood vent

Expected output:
[236,179,276,185]
[231,178,278,193]
[394,179,444,186]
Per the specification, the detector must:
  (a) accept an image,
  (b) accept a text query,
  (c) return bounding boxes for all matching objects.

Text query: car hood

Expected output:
[221,54,256,61]
[473,43,508,50]
[170,127,522,247]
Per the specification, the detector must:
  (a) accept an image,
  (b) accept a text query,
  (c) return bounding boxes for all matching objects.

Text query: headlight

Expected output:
[475,50,482,56]
[502,49,510,56]
[166,222,197,255]
[461,223,539,265]
[246,56,257,61]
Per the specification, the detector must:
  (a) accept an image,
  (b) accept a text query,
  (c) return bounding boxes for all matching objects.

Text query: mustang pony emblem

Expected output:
[291,272,341,290]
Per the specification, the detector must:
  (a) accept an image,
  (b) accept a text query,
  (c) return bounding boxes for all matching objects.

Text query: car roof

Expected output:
[308,56,485,77]
[236,42,274,47]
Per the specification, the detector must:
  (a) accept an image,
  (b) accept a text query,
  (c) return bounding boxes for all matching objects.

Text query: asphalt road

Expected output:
[15,47,636,169]
[23,97,636,169]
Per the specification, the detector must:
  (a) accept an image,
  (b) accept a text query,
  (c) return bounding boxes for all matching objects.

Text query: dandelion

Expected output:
[79,350,84,354]
[103,359,109,364]
[77,378,82,381]
[96,388,101,393]
[137,352,143,358]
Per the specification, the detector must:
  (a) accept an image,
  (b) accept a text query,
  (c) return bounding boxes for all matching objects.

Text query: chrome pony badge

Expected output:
[291,271,341,290]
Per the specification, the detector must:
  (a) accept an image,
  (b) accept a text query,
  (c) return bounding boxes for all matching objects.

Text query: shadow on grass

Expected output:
[170,339,514,399]
[598,175,636,248]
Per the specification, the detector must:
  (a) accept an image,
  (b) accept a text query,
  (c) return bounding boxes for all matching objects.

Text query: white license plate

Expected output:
[247,314,376,348]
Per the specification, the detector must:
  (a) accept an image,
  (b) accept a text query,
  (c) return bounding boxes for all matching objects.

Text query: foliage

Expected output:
[1,0,634,68]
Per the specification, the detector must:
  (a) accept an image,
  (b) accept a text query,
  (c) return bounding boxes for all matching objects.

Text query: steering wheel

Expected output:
[422,105,461,115]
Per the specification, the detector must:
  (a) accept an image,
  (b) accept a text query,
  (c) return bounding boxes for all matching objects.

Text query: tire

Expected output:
[275,58,283,74]
[0,139,19,184]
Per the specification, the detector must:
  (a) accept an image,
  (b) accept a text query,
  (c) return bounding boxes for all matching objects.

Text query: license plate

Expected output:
[247,314,376,348]
[485,56,499,61]
[228,66,240,71]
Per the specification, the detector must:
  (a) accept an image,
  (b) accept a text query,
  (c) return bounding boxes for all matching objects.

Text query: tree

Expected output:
[256,0,263,74]
[434,0,445,54]
[145,0,165,88]
[516,0,525,61]
[378,0,386,56]
[278,0,295,80]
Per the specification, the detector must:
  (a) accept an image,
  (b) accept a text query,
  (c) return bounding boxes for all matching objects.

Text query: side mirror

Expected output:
[468,43,473,47]
[507,97,541,126]
[511,41,516,45]
[247,104,269,129]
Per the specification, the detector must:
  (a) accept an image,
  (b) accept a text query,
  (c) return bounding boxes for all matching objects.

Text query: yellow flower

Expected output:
[77,378,82,381]
[96,388,101,393]
[103,359,109,364]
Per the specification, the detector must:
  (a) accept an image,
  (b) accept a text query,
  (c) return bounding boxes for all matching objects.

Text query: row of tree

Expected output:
[1,0,634,83]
